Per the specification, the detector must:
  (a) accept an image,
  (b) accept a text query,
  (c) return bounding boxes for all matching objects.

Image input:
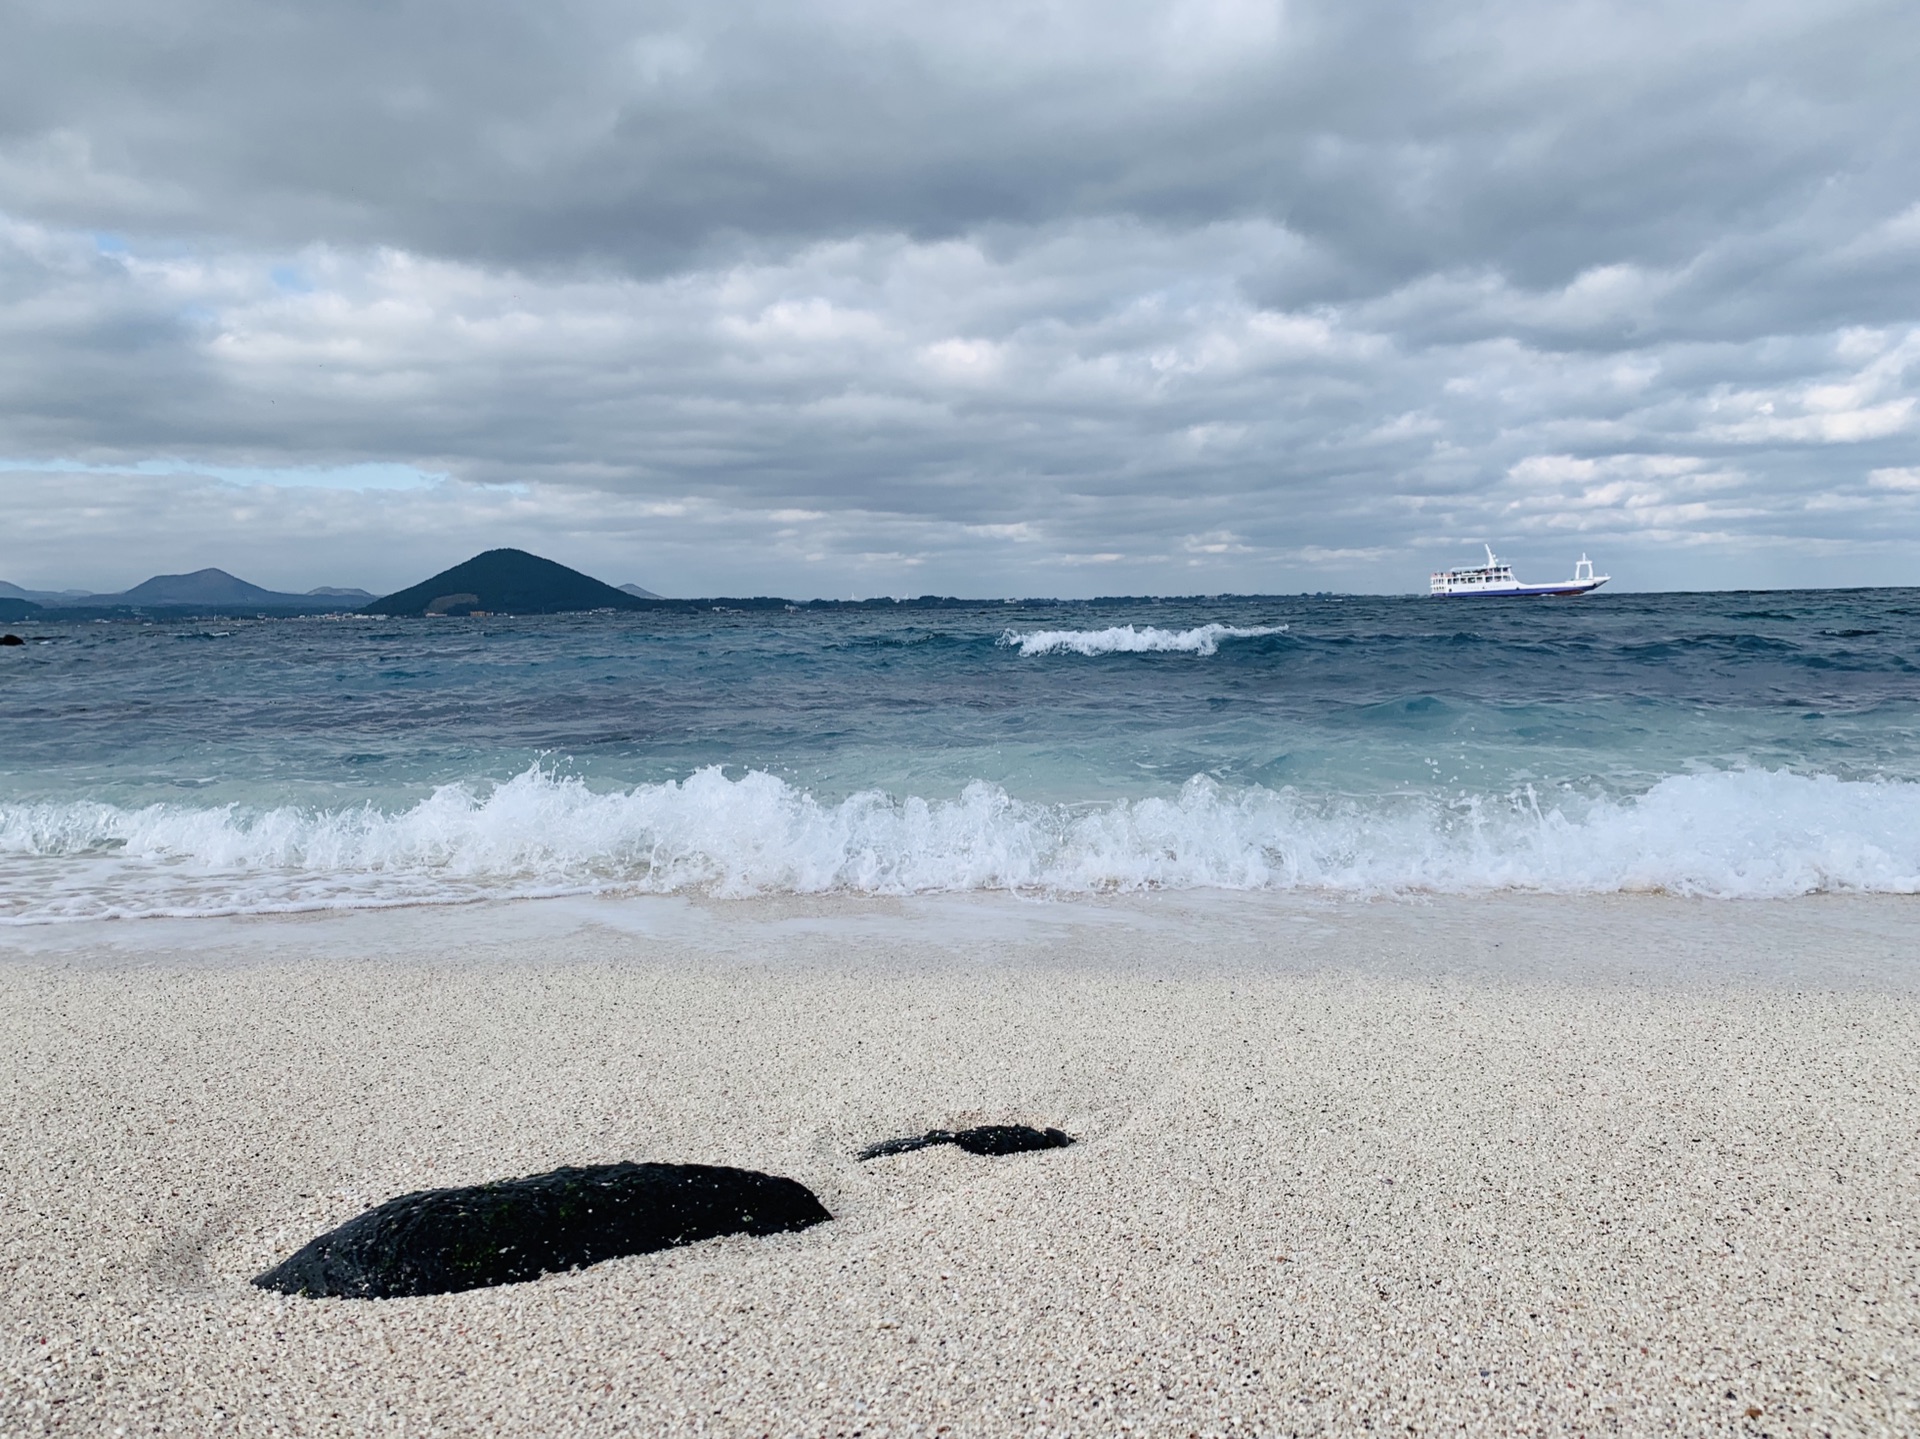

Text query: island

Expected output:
[360,548,656,616]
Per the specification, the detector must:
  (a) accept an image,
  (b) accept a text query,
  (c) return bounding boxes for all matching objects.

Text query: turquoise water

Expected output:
[3,590,1919,919]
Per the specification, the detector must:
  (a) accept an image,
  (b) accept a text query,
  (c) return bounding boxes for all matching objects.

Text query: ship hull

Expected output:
[1431,579,1608,598]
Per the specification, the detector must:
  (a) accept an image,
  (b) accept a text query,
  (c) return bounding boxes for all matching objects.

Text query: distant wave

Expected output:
[1001,623,1288,657]
[4,765,1920,922]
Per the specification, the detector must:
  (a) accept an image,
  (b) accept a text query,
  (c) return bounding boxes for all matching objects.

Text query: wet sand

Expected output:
[3,893,1918,1436]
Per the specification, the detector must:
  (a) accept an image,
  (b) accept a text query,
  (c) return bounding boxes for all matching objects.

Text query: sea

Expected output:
[3,589,1919,924]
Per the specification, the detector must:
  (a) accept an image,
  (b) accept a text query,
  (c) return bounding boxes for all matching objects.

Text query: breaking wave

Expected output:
[1001,623,1288,657]
[3,765,1919,922]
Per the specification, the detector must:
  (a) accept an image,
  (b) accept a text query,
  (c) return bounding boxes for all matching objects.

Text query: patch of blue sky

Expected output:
[0,458,446,490]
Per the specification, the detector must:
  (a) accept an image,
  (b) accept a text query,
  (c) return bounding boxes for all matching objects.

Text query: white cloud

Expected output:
[0,0,1918,592]
[0,457,443,490]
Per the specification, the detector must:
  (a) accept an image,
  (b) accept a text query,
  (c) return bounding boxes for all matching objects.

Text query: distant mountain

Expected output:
[3,573,374,610]
[362,548,654,616]
[0,581,93,603]
[0,568,368,615]
[618,583,663,599]
[0,596,41,622]
[118,568,297,606]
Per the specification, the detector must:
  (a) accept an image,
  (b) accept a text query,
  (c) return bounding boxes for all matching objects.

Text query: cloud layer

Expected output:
[2,0,1917,594]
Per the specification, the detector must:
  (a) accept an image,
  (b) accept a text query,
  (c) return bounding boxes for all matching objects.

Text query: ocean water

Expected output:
[3,591,1919,922]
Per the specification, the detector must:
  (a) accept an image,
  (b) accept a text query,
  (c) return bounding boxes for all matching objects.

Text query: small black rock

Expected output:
[0,634,23,646]
[254,1161,831,1299]
[859,1125,1075,1161]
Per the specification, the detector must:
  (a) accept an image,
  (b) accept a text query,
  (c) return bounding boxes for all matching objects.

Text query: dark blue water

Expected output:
[4,591,1919,919]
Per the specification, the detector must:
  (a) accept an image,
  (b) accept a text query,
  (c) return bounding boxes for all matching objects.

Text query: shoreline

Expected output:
[6,888,1918,990]
[5,892,1918,1434]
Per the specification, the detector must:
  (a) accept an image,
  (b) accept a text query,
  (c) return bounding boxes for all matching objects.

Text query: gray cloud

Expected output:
[0,0,1917,594]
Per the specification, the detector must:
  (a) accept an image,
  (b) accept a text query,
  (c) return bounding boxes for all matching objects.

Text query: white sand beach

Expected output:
[3,892,1918,1436]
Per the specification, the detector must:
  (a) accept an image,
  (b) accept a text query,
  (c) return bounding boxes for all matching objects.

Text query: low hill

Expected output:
[0,597,41,622]
[362,549,654,616]
[0,581,95,603]
[118,568,304,606]
[2,568,362,615]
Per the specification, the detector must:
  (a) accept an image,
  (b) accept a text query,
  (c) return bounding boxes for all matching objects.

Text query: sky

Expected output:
[1,0,1917,598]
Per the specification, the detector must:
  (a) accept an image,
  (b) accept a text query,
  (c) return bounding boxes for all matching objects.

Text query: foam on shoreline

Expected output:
[5,764,1920,921]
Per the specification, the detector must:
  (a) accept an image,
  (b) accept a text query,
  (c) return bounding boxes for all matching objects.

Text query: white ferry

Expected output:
[1430,546,1608,598]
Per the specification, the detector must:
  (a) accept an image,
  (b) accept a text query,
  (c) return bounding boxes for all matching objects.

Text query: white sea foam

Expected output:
[3,766,1919,922]
[1001,623,1288,657]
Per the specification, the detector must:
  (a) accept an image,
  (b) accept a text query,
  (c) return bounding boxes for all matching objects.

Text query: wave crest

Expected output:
[1001,623,1288,657]
[3,766,1920,921]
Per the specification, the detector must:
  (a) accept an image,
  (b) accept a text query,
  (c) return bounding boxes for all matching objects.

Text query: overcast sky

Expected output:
[2,0,1917,596]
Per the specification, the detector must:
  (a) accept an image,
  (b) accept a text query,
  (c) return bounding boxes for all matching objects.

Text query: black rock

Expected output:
[253,1161,831,1299]
[858,1125,1075,1161]
[0,633,23,646]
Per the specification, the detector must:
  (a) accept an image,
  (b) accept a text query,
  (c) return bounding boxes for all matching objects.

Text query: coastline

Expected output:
[5,892,1918,1435]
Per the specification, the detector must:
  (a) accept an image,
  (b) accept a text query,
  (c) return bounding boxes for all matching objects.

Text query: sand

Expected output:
[3,892,1918,1437]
